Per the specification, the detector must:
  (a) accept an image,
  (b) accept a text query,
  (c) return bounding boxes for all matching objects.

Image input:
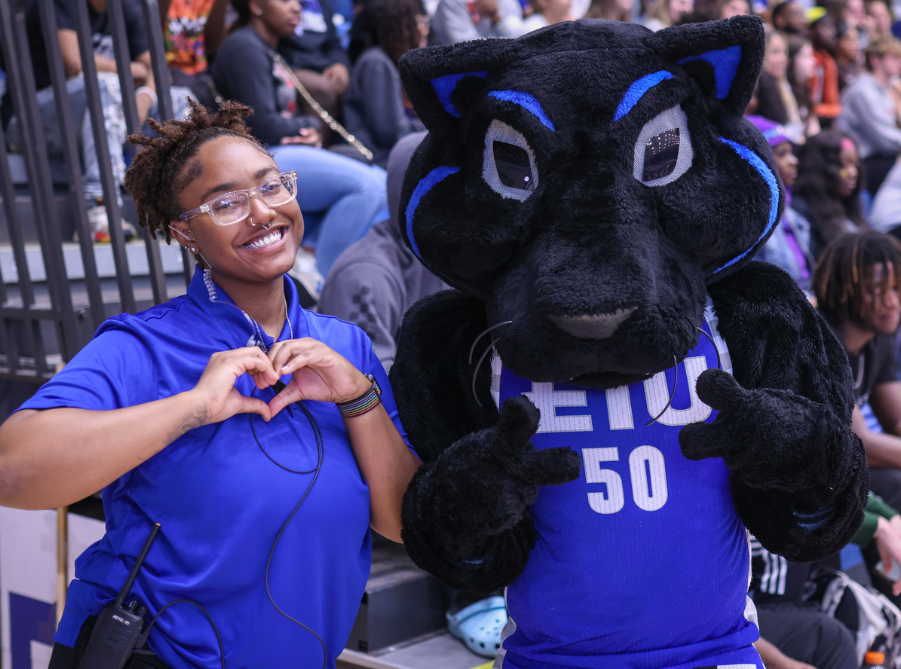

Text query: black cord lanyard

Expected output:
[250,386,329,669]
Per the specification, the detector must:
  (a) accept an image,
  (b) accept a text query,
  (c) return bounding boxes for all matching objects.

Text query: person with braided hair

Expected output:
[341,0,428,168]
[0,100,419,669]
[815,231,901,605]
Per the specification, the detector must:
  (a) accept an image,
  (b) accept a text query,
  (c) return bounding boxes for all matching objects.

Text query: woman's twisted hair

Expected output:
[123,99,262,242]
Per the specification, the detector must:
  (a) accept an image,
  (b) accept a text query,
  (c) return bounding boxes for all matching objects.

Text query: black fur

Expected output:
[401,395,580,591]
[391,16,867,604]
[685,261,869,562]
[397,17,782,386]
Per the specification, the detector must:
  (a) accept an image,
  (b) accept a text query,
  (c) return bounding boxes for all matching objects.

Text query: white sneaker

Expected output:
[85,203,137,243]
[289,248,324,301]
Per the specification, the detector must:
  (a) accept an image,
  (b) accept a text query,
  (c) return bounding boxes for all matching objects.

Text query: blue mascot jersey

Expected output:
[494,304,762,669]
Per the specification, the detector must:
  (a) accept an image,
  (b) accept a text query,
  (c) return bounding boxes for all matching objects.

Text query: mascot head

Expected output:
[399,17,783,388]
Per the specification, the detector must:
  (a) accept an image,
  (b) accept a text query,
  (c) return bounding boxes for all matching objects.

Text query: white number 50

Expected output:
[583,446,668,514]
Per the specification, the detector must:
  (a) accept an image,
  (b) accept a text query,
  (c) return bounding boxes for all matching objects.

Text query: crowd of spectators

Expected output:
[11,0,901,663]
[7,0,901,273]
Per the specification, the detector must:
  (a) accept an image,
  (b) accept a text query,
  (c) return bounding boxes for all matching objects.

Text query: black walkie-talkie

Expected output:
[76,523,161,669]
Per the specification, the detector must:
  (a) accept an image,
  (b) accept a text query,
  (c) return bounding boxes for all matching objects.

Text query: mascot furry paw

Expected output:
[389,16,868,669]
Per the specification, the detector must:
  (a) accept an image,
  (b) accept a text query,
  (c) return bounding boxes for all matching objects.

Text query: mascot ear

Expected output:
[649,16,765,115]
[399,40,519,136]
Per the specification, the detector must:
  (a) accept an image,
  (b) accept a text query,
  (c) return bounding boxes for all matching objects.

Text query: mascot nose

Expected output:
[550,308,636,340]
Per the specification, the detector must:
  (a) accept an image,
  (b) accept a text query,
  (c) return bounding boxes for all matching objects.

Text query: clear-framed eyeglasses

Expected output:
[179,171,298,226]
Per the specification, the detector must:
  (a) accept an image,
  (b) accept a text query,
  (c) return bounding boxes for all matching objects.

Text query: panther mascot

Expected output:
[388,16,868,669]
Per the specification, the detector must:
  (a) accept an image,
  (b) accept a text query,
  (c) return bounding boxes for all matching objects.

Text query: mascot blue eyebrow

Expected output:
[389,16,868,669]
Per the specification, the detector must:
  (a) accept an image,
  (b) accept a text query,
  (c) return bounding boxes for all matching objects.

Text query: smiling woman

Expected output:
[0,101,420,669]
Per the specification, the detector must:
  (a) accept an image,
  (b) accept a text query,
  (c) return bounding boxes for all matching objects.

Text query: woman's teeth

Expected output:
[243,228,283,249]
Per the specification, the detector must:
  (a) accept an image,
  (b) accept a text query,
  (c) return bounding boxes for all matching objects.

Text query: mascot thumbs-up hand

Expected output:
[402,396,580,587]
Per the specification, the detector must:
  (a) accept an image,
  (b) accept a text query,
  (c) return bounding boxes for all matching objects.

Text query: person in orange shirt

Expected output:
[161,0,229,109]
[809,10,843,125]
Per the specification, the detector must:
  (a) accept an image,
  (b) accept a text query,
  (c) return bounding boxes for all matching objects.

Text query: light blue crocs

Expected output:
[446,595,508,658]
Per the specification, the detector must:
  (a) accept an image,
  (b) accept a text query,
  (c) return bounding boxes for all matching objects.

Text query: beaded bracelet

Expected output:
[337,374,382,418]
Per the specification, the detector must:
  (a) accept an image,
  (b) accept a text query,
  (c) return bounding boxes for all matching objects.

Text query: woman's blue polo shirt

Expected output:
[19,267,412,669]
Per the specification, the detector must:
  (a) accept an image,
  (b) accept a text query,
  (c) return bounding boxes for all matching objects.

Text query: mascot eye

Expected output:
[633,106,694,187]
[642,129,680,181]
[483,119,539,201]
[493,142,535,191]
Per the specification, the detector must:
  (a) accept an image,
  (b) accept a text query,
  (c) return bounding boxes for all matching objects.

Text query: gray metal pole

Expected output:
[70,0,137,314]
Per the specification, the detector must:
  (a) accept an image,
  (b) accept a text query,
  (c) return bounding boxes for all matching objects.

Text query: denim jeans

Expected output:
[270,145,388,276]
[7,72,128,203]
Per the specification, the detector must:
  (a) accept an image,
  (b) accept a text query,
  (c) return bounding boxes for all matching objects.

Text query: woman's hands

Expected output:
[186,347,281,426]
[181,340,416,542]
[267,338,371,416]
[0,340,383,510]
[184,340,371,427]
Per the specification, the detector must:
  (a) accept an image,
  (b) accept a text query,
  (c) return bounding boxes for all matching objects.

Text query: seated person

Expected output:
[717,0,750,19]
[523,0,572,32]
[772,0,809,35]
[756,30,805,136]
[808,11,843,126]
[787,35,823,140]
[342,0,427,168]
[161,0,229,111]
[750,116,815,293]
[582,0,629,21]
[428,0,526,45]
[814,231,901,602]
[1,0,155,240]
[870,157,901,234]
[212,0,388,277]
[867,0,894,42]
[277,0,349,119]
[750,492,901,669]
[835,23,863,93]
[837,37,901,194]
[640,0,693,31]
[318,132,446,371]
[793,131,867,260]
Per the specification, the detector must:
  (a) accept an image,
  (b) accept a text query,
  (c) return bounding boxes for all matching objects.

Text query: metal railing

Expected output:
[0,0,193,382]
